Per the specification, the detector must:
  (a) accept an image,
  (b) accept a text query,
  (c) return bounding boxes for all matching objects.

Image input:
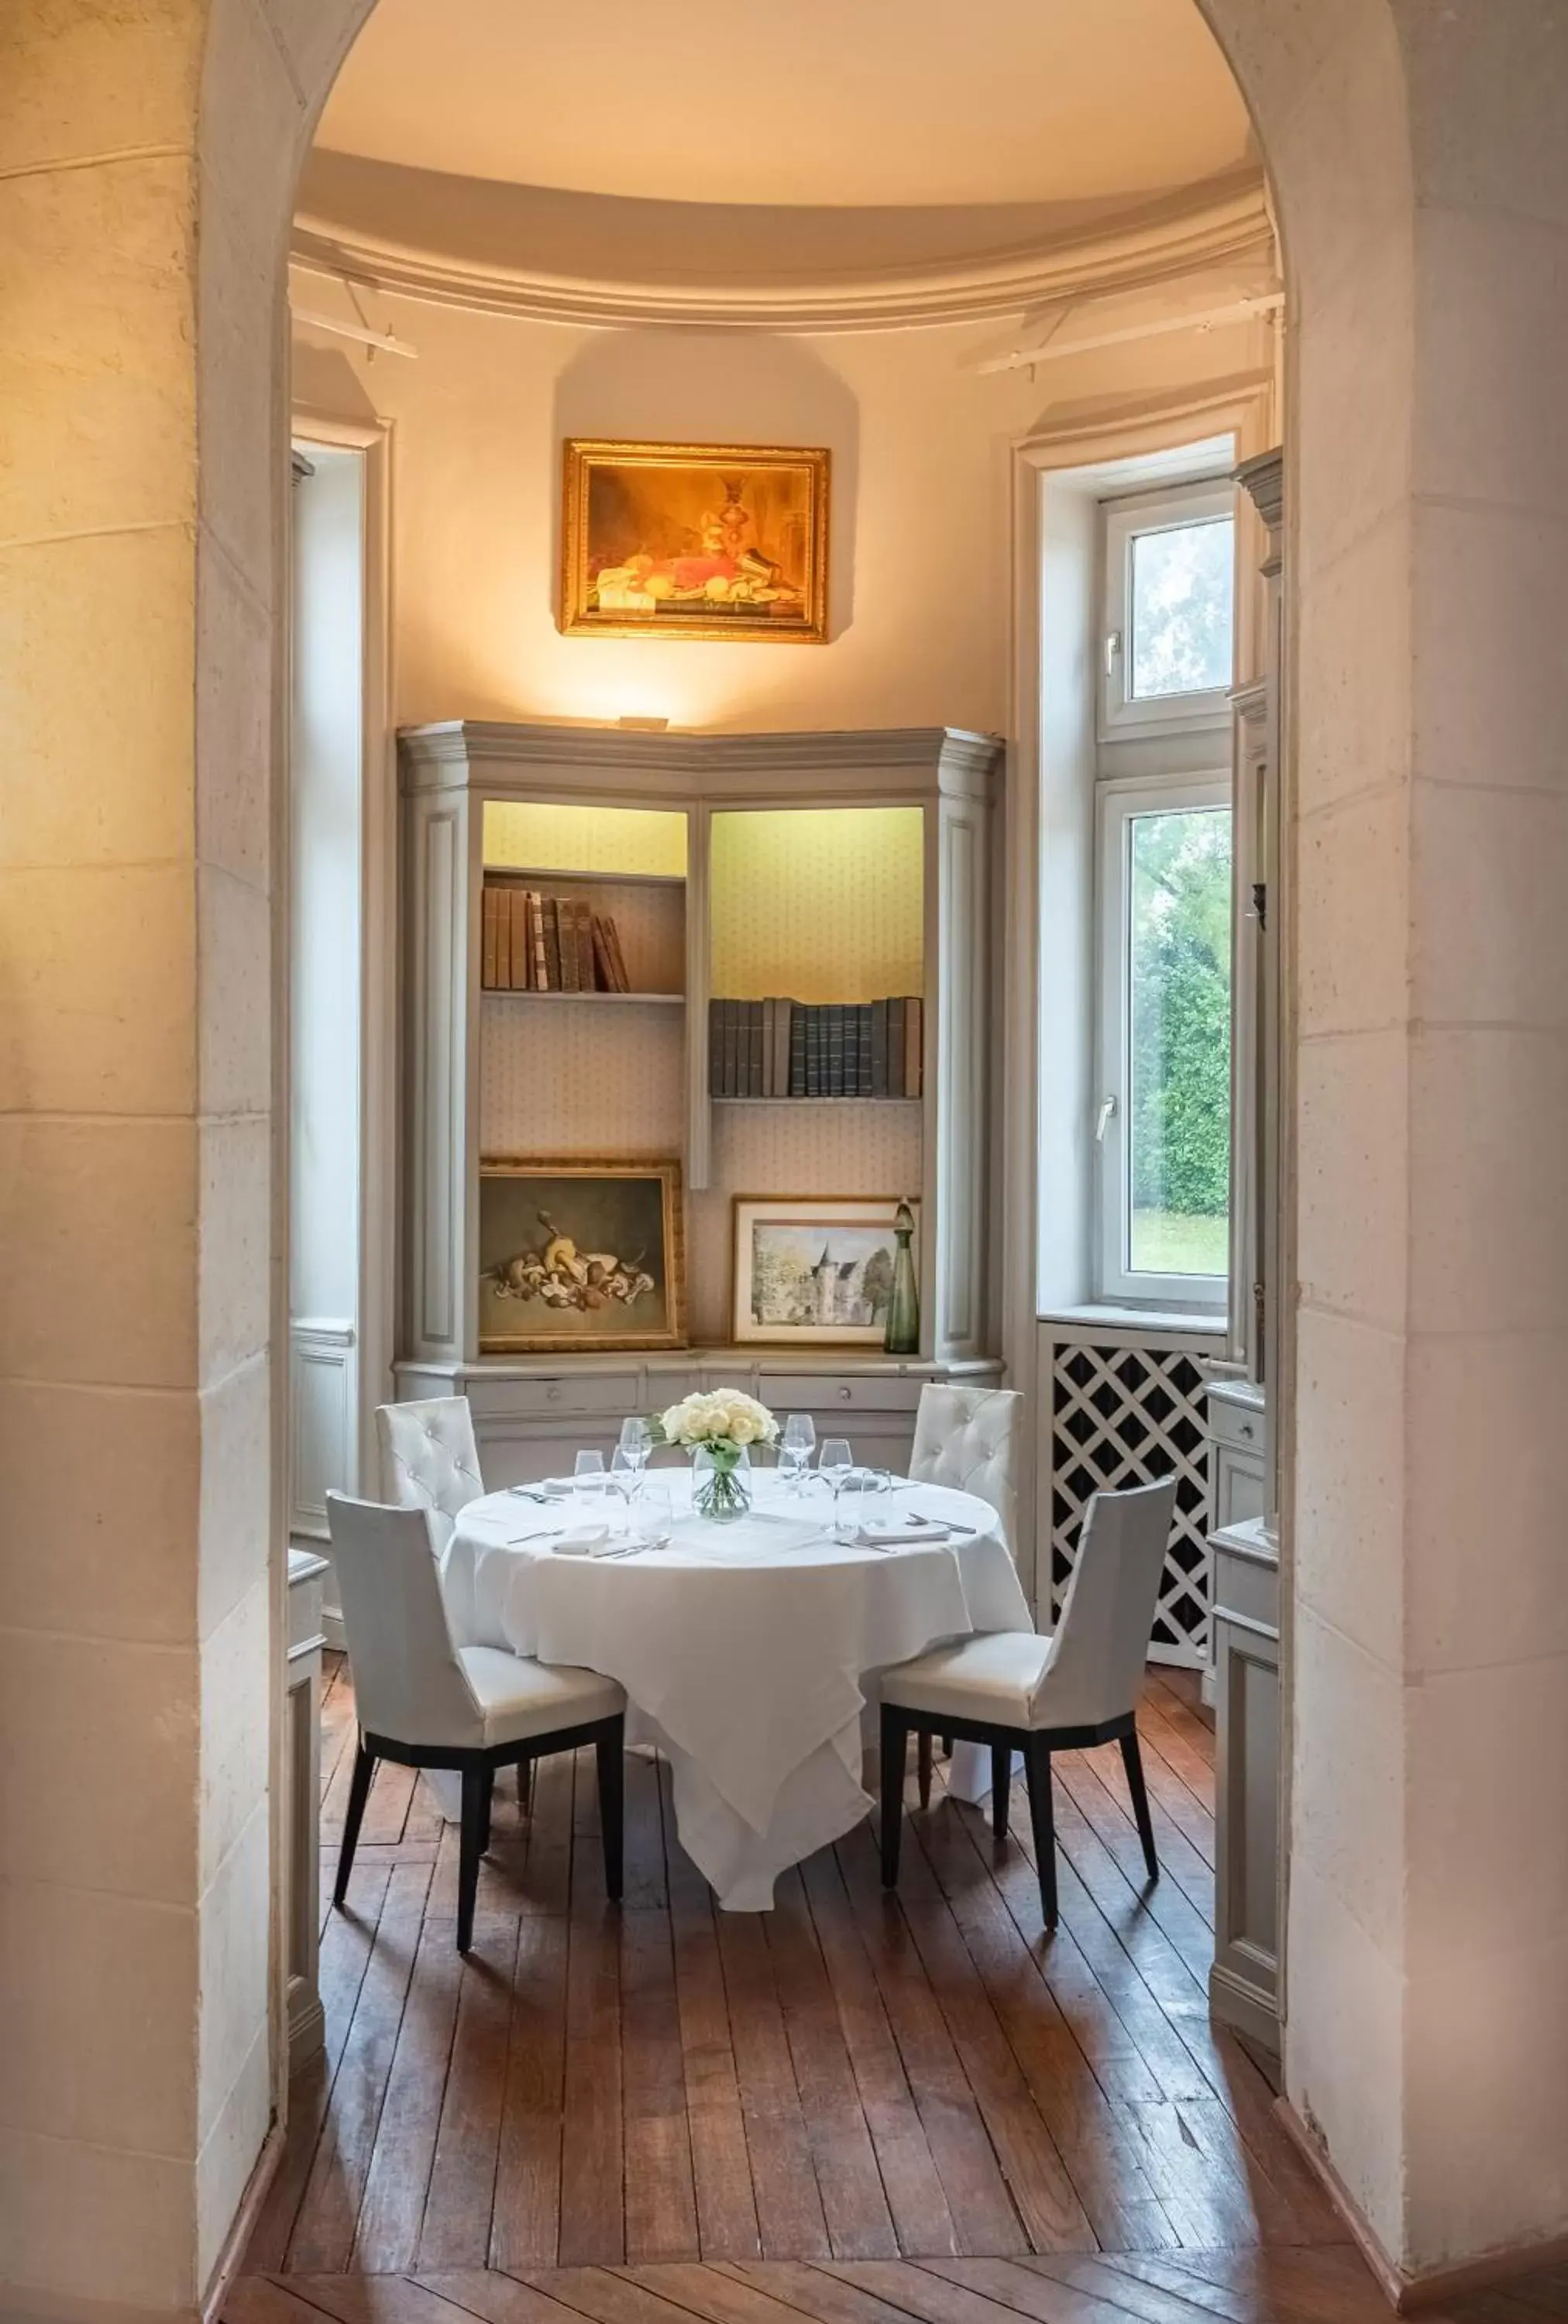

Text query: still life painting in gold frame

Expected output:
[560,439,829,643]
[480,1157,686,1353]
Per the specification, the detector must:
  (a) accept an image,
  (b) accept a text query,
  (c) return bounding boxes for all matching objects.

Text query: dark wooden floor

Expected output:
[229,1661,1567,2322]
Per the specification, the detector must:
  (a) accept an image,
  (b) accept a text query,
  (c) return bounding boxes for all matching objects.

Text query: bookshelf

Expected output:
[397,720,1002,1465]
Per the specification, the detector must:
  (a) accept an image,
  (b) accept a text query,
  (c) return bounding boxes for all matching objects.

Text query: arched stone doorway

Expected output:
[2,2,1566,2314]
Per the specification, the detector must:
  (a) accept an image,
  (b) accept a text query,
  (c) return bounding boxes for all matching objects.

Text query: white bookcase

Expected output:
[394,720,1003,1477]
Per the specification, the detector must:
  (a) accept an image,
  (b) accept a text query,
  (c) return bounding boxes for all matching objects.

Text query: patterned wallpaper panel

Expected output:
[479,995,686,1158]
[710,807,923,1003]
[483,799,688,877]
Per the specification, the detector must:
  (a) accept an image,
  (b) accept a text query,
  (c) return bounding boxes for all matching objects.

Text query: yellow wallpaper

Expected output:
[710,806,924,1002]
[483,800,688,877]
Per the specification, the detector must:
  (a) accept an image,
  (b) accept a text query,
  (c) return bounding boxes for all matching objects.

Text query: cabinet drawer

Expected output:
[758,1373,925,1416]
[466,1372,639,1421]
[1208,1391,1264,1454]
[1214,1440,1266,1532]
[1212,1540,1280,1635]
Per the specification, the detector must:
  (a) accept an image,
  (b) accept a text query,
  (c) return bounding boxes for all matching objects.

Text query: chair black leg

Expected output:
[596,1720,625,1902]
[880,1705,906,1887]
[1024,1735,1058,1931]
[991,1744,1013,1840]
[457,1762,486,1953]
[518,1757,532,1815]
[334,1740,374,1908]
[1121,1728,1160,1883]
[480,1770,493,1855]
[916,1730,934,1810]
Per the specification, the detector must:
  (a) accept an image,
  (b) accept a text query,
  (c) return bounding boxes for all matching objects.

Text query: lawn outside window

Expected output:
[1095,770,1232,1310]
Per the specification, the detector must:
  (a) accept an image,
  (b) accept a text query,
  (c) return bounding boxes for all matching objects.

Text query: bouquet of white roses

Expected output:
[654,1388,779,1452]
[652,1389,779,1520]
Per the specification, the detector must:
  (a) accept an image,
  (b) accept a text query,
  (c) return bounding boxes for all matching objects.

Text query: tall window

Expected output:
[1095,480,1236,1308]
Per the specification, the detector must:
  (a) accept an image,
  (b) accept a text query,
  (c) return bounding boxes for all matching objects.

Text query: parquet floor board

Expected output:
[239,1665,1459,2324]
[225,2251,1568,2324]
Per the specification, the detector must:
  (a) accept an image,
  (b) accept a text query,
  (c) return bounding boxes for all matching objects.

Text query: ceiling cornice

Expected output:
[291,165,1273,336]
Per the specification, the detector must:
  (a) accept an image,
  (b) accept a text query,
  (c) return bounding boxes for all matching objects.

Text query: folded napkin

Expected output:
[552,1524,612,1557]
[855,1517,957,1547]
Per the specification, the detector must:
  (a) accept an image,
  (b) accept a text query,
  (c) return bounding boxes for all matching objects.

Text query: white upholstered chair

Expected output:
[375,1394,485,1558]
[909,1384,1023,1556]
[908,1383,1024,1790]
[880,1476,1176,1929]
[326,1493,625,1951]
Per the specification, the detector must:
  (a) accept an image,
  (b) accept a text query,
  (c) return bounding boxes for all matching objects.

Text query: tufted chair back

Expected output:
[375,1396,485,1558]
[909,1384,1023,1559]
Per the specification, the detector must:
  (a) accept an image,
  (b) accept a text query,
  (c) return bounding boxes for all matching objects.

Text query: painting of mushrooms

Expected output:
[479,1158,686,1352]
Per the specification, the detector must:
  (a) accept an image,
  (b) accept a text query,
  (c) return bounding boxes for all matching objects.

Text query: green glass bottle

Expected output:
[883,1198,920,1356]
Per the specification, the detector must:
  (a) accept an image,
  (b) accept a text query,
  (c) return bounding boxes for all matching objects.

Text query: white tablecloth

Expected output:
[442,1470,1030,1910]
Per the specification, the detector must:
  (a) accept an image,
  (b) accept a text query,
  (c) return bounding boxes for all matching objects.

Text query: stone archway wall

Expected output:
[2,2,1566,2314]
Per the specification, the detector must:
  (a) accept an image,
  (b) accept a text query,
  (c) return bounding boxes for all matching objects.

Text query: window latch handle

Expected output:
[1104,631,1122,677]
[1094,1095,1118,1143]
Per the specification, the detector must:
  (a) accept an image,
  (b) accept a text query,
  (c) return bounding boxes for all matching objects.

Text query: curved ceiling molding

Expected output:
[291,153,1274,335]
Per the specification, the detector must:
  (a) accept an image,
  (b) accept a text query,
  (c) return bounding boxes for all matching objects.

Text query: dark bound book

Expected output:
[723,999,740,1097]
[826,1003,845,1096]
[481,885,498,990]
[709,998,724,1095]
[789,1002,807,1095]
[773,1000,792,1098]
[761,999,775,1097]
[805,1006,821,1096]
[871,999,889,1095]
[748,1001,765,1095]
[856,1004,872,1095]
[889,998,906,1096]
[542,898,562,990]
[905,995,923,1097]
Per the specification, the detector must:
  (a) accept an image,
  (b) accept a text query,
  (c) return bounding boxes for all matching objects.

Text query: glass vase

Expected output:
[692,1442,752,1522]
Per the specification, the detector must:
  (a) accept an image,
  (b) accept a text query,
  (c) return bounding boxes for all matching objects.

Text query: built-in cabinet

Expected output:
[1206,449,1284,2051]
[395,721,1004,1453]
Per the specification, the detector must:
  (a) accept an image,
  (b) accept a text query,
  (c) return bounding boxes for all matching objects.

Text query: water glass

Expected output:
[573,1448,607,1511]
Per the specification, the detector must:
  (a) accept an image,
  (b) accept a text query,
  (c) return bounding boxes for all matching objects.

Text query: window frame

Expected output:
[1094,766,1233,1312]
[1099,479,1237,739]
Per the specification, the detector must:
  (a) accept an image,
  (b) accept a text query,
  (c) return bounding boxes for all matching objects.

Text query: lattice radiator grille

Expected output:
[1047,1339,1212,1666]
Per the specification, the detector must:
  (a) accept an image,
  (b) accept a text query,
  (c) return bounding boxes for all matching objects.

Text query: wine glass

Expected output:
[609,1444,640,1530]
[617,1415,652,1475]
[573,1448,607,1511]
[779,1411,816,1496]
[818,1435,852,1528]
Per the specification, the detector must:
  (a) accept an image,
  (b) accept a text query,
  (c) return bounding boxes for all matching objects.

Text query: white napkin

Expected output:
[552,1524,612,1557]
[855,1517,957,1547]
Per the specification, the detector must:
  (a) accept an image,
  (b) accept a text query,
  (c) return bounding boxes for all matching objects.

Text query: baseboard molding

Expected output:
[1274,2095,1568,2313]
[200,2118,284,2324]
[1208,1958,1279,2054]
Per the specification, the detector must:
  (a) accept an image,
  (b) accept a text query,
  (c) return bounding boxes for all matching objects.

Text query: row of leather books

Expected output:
[708,997,924,1097]
[481,883,632,992]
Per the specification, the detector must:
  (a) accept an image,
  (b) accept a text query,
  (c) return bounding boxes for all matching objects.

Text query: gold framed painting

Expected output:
[560,439,830,643]
[480,1157,686,1353]
[731,1195,920,1348]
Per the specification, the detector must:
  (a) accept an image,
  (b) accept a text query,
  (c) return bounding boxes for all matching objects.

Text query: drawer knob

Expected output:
[1240,1422,1253,1439]
[838,1385,852,1401]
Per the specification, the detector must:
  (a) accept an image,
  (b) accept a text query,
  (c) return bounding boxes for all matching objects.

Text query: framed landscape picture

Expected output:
[731,1195,920,1348]
[480,1158,686,1353]
[560,439,829,643]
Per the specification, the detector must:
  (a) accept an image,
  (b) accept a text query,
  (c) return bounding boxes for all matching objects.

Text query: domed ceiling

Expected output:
[298,0,1265,330]
[317,0,1253,211]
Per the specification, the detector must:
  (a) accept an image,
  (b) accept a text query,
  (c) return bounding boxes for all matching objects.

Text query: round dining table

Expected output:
[442,1466,1031,1910]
